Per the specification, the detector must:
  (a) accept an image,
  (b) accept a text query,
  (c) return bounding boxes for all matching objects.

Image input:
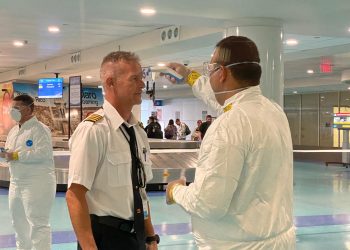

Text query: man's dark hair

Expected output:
[169,119,174,125]
[215,36,261,86]
[13,94,34,112]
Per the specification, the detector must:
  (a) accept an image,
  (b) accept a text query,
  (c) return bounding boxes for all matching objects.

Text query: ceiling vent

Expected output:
[18,68,26,76]
[160,26,180,44]
[341,69,350,84]
[70,52,81,64]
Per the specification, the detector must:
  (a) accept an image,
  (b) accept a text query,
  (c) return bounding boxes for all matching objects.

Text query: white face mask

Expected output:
[213,86,249,95]
[9,108,22,122]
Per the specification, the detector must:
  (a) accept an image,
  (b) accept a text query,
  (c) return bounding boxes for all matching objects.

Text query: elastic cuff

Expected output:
[186,70,201,86]
[168,183,182,204]
[12,152,19,161]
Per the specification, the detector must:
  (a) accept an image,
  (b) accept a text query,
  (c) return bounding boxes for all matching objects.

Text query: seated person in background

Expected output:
[191,119,202,141]
[164,119,177,140]
[145,116,163,139]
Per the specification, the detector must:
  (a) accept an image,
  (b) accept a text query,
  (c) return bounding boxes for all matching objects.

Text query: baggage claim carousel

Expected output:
[0,139,200,191]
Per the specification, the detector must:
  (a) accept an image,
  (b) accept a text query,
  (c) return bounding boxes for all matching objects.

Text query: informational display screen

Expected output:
[333,113,350,129]
[69,76,81,106]
[38,78,63,98]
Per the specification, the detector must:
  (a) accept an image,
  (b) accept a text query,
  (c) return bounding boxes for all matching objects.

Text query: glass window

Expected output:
[301,94,319,146]
[319,92,338,147]
[284,95,301,145]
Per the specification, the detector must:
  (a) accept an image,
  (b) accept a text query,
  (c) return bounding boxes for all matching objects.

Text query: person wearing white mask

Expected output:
[0,94,56,250]
[165,36,295,249]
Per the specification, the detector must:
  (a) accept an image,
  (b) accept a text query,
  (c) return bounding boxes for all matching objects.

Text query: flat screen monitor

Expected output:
[38,78,63,98]
[333,113,350,129]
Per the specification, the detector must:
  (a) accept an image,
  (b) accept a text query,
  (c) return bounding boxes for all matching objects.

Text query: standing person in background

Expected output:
[165,36,295,249]
[191,119,202,141]
[66,51,158,250]
[198,115,212,139]
[175,118,187,140]
[0,94,56,250]
[164,119,177,140]
[145,116,163,139]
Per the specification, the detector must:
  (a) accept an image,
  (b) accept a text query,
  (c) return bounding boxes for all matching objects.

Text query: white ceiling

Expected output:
[1,0,350,97]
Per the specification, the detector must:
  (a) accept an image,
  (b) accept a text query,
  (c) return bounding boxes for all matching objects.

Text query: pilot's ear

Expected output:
[106,78,114,87]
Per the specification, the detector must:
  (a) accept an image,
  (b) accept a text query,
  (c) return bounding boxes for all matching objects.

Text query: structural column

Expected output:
[225,18,284,106]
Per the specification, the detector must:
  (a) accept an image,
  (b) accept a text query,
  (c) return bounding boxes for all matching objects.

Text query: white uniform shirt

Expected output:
[68,101,153,220]
[5,116,55,183]
[174,82,295,249]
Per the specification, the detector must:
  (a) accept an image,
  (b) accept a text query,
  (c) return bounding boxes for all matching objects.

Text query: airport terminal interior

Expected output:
[2,0,350,249]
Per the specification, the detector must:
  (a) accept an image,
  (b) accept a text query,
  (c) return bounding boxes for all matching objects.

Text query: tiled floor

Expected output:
[1,161,350,249]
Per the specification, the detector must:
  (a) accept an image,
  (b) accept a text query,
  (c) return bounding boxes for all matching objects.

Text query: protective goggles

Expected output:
[203,61,260,76]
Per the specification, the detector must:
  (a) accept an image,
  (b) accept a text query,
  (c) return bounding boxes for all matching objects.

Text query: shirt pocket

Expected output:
[142,150,153,182]
[106,151,132,187]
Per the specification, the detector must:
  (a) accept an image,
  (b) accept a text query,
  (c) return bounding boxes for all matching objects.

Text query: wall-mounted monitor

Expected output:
[38,78,63,98]
[333,113,350,129]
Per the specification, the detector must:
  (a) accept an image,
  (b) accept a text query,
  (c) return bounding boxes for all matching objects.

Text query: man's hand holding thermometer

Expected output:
[150,65,185,83]
[152,63,201,86]
[0,148,18,161]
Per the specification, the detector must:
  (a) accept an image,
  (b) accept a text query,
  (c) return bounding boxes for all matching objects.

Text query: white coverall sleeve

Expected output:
[192,76,223,115]
[68,124,105,190]
[17,126,53,163]
[173,120,246,220]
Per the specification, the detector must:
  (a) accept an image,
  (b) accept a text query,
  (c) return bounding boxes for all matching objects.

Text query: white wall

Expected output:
[141,98,218,134]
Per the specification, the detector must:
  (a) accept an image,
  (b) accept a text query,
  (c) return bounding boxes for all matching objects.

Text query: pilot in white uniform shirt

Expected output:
[68,100,153,220]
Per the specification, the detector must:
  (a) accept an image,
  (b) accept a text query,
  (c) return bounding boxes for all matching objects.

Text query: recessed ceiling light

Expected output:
[293,91,298,94]
[285,39,299,46]
[163,85,168,89]
[86,76,93,79]
[140,8,156,16]
[48,26,60,33]
[307,69,314,74]
[348,27,350,32]
[348,87,350,90]
[157,63,165,67]
[13,40,26,47]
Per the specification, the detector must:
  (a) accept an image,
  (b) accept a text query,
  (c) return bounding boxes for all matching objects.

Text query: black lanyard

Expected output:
[120,124,146,188]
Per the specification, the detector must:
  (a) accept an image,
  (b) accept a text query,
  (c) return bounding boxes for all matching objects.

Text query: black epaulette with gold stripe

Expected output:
[137,121,144,129]
[84,114,103,123]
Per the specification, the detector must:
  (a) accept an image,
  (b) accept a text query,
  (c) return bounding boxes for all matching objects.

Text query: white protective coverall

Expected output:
[5,116,56,250]
[173,76,295,250]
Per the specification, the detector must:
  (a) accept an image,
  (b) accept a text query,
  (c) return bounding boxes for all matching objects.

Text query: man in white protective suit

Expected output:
[0,94,56,250]
[165,36,295,250]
